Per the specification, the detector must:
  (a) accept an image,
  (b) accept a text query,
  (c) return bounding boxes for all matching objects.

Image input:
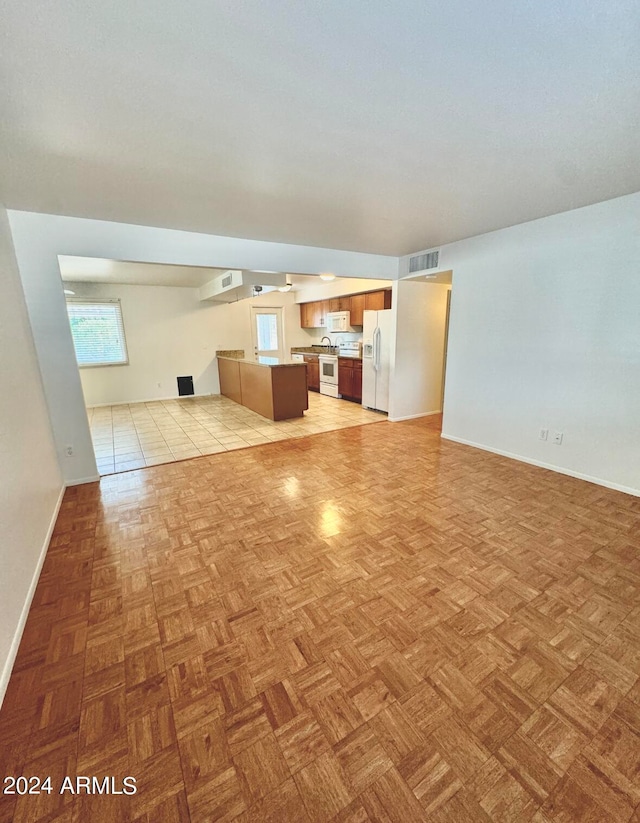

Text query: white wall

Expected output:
[435,191,640,495]
[0,208,64,706]
[389,280,450,421]
[74,283,324,406]
[8,211,397,483]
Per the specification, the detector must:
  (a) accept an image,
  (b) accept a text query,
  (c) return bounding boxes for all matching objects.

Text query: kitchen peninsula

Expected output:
[217,352,308,421]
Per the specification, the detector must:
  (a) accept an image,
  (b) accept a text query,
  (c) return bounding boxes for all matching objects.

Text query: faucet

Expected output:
[320,336,332,352]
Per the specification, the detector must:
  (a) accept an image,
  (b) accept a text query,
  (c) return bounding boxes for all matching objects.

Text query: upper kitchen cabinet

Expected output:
[365,290,385,311]
[351,290,391,324]
[316,300,330,327]
[299,289,391,328]
[300,302,314,328]
[349,293,366,326]
[300,300,330,328]
[329,297,351,312]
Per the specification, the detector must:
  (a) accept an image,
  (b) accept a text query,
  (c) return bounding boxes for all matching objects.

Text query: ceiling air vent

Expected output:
[409,250,439,273]
[221,273,233,289]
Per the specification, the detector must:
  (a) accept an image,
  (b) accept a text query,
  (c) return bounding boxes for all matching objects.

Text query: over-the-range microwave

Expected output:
[326,311,356,332]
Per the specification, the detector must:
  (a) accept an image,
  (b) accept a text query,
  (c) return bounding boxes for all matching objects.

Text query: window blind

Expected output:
[66,299,129,367]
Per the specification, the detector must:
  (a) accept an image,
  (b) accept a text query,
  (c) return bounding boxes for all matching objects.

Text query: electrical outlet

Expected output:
[553,431,563,445]
[65,445,73,457]
[539,428,548,441]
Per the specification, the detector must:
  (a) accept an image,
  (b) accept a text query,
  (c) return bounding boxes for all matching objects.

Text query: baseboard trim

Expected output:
[0,483,66,708]
[389,410,442,423]
[441,433,640,498]
[86,393,215,409]
[66,475,101,486]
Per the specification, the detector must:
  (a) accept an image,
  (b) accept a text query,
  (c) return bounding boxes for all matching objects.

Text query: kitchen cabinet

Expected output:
[300,290,391,328]
[218,356,308,420]
[349,293,366,326]
[304,355,320,391]
[329,297,351,312]
[351,290,391,324]
[316,300,329,327]
[338,358,362,402]
[365,290,386,311]
[300,303,314,328]
[300,300,330,328]
[352,360,362,401]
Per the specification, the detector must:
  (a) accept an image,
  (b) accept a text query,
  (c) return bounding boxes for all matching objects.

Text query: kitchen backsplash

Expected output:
[307,331,362,344]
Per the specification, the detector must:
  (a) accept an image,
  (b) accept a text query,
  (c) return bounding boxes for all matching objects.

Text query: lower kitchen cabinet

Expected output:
[304,355,320,391]
[352,361,362,400]
[338,358,362,402]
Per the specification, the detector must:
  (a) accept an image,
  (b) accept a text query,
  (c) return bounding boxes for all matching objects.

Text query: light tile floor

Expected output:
[88,392,386,475]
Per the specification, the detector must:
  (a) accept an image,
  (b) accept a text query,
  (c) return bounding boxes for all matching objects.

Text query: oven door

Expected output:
[319,356,338,385]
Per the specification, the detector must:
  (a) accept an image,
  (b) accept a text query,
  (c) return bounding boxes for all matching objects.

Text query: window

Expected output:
[66,299,129,367]
[255,312,279,352]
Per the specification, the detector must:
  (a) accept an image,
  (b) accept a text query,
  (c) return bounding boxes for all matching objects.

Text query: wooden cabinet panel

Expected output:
[218,357,242,404]
[349,293,365,326]
[300,303,314,328]
[219,358,308,420]
[338,359,353,398]
[338,358,362,402]
[304,355,319,391]
[365,290,386,311]
[300,301,328,328]
[352,363,362,401]
[317,300,330,327]
[308,303,319,327]
[301,292,389,329]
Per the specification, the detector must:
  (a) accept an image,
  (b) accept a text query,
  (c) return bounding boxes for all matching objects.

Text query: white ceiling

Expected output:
[2,1,639,256]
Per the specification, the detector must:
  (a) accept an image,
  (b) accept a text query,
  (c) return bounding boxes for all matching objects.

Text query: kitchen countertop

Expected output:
[291,347,338,356]
[291,348,361,360]
[217,354,306,368]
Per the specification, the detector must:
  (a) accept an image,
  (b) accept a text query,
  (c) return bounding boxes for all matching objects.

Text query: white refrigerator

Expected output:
[362,309,392,412]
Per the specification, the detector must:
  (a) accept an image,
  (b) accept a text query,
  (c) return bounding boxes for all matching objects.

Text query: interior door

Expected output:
[251,307,284,361]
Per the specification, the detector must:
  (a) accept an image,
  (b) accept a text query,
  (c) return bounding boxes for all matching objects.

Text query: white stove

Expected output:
[338,341,362,358]
[319,354,339,397]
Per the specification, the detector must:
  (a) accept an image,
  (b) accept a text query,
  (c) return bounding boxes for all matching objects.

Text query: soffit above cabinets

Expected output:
[199,270,288,303]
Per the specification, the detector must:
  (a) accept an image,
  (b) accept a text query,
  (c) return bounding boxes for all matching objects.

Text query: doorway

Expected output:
[251,306,285,361]
[389,270,452,429]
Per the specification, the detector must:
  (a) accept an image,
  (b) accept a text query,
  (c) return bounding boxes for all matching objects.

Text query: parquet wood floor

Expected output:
[2,416,640,822]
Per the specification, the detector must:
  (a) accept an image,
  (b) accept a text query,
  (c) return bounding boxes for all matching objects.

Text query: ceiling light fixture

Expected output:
[278,284,292,293]
[319,273,336,282]
[64,288,75,295]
